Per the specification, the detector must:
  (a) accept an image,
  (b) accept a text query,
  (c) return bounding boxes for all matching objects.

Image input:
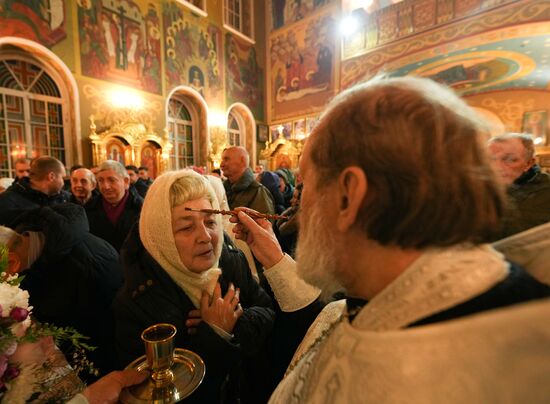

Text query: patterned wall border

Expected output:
[341,0,550,89]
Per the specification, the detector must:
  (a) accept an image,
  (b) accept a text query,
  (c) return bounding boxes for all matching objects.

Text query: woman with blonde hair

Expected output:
[114,169,275,403]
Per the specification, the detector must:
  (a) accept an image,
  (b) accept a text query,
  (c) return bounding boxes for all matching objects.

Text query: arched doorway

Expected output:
[0,37,81,173]
[166,86,208,170]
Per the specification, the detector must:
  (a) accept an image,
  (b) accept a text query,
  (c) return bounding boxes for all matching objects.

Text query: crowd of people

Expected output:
[0,76,549,403]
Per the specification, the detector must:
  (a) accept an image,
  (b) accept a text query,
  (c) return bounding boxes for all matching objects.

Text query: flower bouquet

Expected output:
[0,245,95,403]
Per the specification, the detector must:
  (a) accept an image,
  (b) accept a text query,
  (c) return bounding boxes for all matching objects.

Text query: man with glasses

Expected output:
[488,133,550,237]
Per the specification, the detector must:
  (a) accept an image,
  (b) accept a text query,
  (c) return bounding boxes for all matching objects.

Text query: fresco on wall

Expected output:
[225,33,264,121]
[340,0,549,91]
[387,35,546,96]
[163,2,223,103]
[270,10,336,121]
[341,0,516,60]
[270,0,333,30]
[0,0,66,46]
[77,0,162,94]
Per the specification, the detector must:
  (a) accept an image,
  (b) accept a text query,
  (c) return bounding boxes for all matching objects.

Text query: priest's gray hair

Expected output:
[308,76,504,248]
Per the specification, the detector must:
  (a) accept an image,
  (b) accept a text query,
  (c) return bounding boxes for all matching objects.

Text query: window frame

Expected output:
[167,96,198,169]
[176,0,208,17]
[223,0,255,44]
[0,55,69,177]
[227,111,241,147]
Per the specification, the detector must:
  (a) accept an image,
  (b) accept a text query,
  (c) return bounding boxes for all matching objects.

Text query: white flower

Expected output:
[0,282,33,337]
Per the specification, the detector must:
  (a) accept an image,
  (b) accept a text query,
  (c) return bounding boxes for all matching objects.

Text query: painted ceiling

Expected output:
[389,28,550,95]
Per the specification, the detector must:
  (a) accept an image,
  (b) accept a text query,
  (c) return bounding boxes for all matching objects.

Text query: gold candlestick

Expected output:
[120,323,205,403]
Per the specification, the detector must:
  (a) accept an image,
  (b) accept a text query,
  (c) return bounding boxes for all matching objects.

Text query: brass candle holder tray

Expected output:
[120,348,205,403]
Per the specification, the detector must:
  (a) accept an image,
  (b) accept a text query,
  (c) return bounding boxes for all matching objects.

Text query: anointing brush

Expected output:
[184,207,288,220]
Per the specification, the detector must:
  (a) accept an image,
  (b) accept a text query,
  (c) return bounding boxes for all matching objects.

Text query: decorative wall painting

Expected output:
[269,9,337,121]
[163,2,223,103]
[270,125,280,142]
[270,0,334,30]
[0,0,66,46]
[225,33,264,120]
[293,119,305,139]
[189,65,205,96]
[257,124,269,143]
[281,122,292,139]
[306,115,320,135]
[522,110,548,145]
[77,0,162,94]
[140,142,159,178]
[105,138,127,164]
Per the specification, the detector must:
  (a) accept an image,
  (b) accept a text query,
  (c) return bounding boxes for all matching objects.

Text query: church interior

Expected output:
[1,1,550,402]
[0,0,548,177]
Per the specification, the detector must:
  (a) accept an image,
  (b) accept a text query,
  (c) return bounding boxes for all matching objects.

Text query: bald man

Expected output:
[221,146,274,215]
[70,168,97,206]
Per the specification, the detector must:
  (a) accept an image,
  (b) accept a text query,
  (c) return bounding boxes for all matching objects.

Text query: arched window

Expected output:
[0,58,66,177]
[227,112,241,146]
[167,97,196,169]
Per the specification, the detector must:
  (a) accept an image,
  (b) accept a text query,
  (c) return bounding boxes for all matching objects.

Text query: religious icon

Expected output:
[270,125,280,143]
[293,119,306,139]
[306,115,319,136]
[257,125,268,142]
[189,66,205,96]
[141,144,157,178]
[522,110,548,146]
[106,139,126,164]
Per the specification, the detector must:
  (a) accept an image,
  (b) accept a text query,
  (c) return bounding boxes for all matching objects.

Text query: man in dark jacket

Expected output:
[126,164,149,198]
[0,156,69,226]
[13,157,31,183]
[221,146,274,214]
[86,160,143,252]
[70,167,97,206]
[1,204,123,381]
[138,166,153,186]
[488,133,550,237]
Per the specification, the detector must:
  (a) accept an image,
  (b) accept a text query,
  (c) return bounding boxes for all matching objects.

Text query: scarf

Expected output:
[102,190,129,225]
[139,170,223,308]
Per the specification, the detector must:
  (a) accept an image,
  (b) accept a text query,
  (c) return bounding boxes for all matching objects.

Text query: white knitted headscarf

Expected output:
[140,169,223,308]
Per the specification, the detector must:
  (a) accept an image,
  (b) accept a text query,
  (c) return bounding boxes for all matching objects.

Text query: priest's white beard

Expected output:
[296,198,344,302]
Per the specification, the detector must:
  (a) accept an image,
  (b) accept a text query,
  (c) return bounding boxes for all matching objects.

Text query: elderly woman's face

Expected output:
[171,197,219,273]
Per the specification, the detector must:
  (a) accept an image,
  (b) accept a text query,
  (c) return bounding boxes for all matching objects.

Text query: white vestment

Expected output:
[265,241,550,403]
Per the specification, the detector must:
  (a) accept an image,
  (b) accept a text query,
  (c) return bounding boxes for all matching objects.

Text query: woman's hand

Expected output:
[187,282,243,335]
[230,208,284,268]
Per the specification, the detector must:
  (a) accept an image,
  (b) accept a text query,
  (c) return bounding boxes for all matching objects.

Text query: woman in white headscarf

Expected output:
[113,170,275,403]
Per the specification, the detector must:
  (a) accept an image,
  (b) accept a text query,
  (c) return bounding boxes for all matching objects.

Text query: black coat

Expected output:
[0,177,70,227]
[114,227,275,403]
[85,188,143,251]
[132,179,150,198]
[14,204,123,380]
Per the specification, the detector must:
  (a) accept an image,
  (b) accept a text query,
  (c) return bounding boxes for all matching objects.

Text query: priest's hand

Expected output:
[230,208,284,268]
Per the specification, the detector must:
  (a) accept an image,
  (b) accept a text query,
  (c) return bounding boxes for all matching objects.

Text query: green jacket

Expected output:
[224,168,275,214]
[500,166,550,238]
